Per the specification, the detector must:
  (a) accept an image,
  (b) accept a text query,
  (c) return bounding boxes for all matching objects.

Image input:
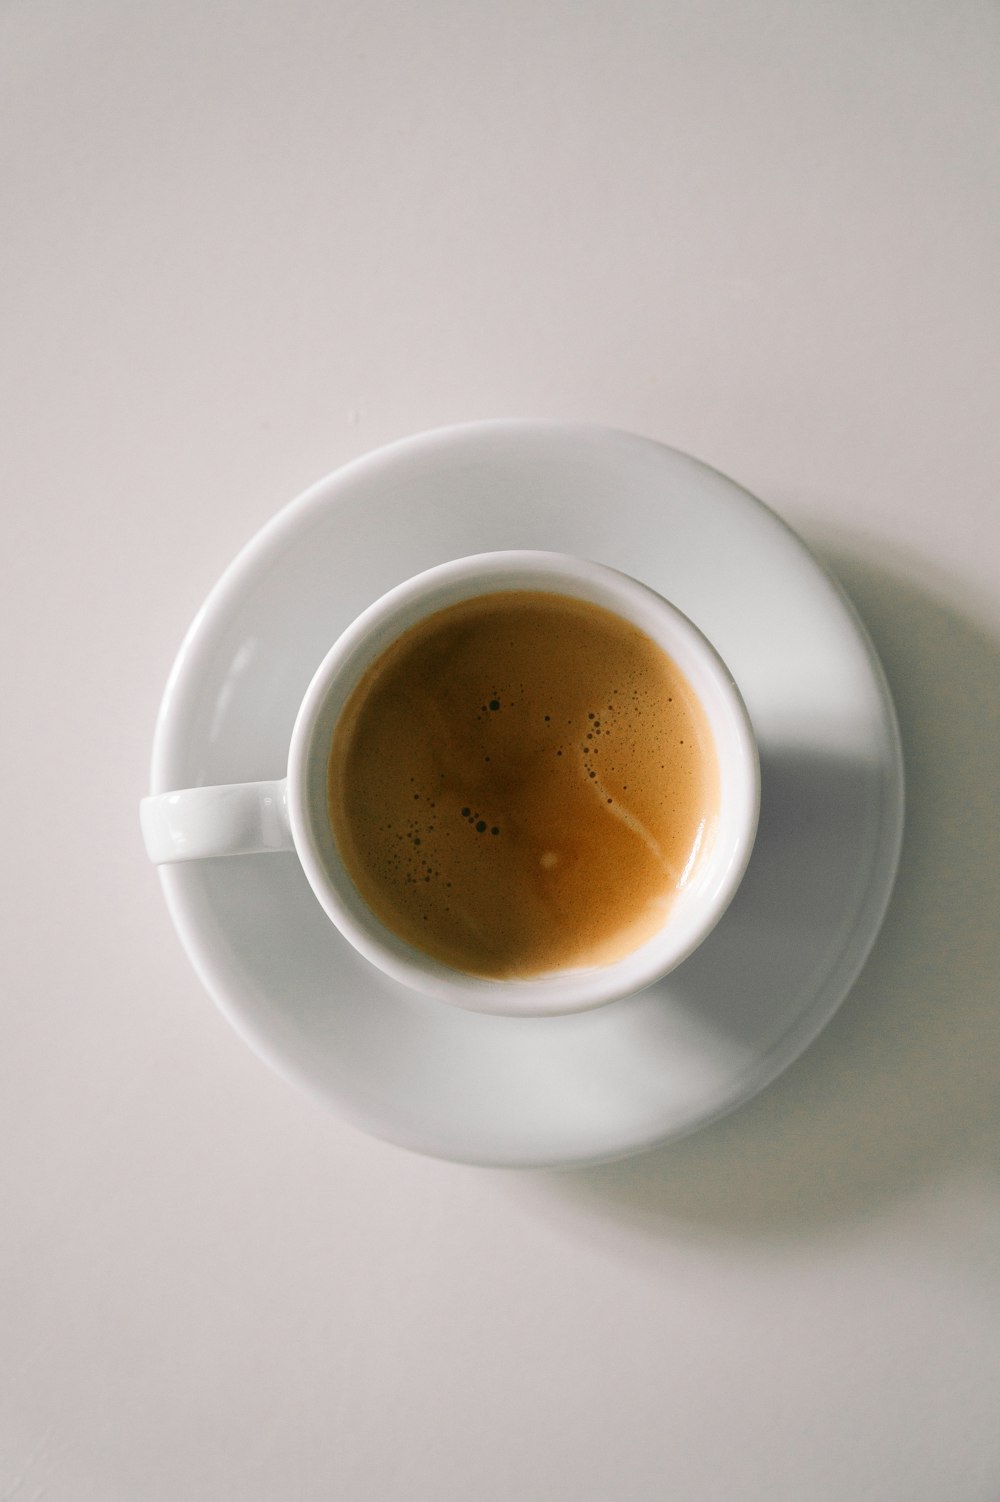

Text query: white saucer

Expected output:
[150,421,903,1168]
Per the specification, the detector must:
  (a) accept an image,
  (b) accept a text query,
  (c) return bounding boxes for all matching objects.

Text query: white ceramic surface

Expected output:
[149,421,903,1167]
[143,547,760,1017]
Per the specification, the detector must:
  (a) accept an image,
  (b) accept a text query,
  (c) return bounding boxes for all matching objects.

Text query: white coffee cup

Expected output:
[141,551,759,1016]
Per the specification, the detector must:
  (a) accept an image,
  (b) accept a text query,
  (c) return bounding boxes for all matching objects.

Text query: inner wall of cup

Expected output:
[297,559,755,997]
[657,663,756,938]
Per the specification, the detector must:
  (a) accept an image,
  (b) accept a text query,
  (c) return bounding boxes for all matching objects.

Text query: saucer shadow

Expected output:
[518,543,1000,1237]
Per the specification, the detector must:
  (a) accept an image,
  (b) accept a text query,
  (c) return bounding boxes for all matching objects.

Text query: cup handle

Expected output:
[140,779,293,864]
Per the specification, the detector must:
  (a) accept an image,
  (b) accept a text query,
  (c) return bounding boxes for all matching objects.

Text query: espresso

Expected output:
[327,592,718,979]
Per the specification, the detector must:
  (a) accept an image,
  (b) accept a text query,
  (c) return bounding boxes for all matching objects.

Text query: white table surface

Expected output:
[3,3,998,1498]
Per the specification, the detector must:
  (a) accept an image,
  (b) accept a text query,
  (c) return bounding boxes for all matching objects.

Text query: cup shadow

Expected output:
[512,540,1000,1238]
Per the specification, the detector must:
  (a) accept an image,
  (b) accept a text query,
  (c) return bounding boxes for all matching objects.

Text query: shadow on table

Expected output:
[514,540,1000,1240]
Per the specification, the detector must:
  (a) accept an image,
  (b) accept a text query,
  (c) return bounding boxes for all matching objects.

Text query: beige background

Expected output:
[2,2,999,1498]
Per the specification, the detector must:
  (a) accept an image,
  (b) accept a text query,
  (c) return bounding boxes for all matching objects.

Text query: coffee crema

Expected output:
[327,591,719,979]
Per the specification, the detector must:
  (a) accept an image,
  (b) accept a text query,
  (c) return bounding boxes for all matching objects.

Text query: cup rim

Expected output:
[286,550,760,1016]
